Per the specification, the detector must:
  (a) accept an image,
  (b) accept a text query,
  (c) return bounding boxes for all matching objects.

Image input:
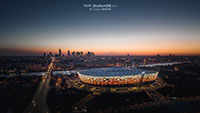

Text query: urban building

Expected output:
[67,50,71,56]
[59,49,62,56]
[43,52,46,57]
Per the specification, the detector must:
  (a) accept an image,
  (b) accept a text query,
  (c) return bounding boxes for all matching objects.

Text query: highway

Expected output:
[24,57,55,113]
[72,93,95,112]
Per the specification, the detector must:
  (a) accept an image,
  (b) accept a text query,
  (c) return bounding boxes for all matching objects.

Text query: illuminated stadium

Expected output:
[78,67,158,86]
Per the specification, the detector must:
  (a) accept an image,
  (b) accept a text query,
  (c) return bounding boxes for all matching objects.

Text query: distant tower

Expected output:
[43,52,46,57]
[80,51,83,56]
[87,51,91,57]
[91,52,95,56]
[72,51,75,56]
[49,52,53,57]
[67,50,71,56]
[144,58,146,65]
[59,49,61,56]
[76,51,81,56]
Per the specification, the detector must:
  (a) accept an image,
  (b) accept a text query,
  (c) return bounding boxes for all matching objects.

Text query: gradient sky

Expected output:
[0,0,200,56]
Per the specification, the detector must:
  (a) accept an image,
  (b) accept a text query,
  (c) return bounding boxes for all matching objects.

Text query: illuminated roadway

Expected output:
[24,57,55,113]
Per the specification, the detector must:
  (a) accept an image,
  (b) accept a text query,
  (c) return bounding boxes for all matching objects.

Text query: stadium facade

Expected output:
[78,67,158,86]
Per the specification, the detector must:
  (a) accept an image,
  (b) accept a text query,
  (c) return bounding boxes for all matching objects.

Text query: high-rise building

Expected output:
[80,51,83,56]
[86,51,95,57]
[144,58,146,65]
[87,51,91,56]
[91,52,95,56]
[76,51,80,56]
[59,49,61,56]
[67,50,71,56]
[49,52,53,57]
[72,51,75,56]
[43,52,46,57]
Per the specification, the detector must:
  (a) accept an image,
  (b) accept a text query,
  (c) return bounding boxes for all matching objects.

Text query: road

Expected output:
[24,57,55,113]
[72,93,95,112]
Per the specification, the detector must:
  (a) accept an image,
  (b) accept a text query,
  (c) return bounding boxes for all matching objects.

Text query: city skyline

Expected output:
[0,0,200,56]
[0,47,199,56]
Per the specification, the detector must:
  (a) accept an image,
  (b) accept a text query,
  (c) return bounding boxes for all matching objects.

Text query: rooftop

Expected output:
[79,67,156,77]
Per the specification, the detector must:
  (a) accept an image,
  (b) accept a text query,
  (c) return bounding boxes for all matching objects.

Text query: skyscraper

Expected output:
[59,49,61,56]
[80,51,83,56]
[87,51,91,57]
[72,51,75,56]
[67,50,71,56]
[49,52,53,57]
[76,51,80,56]
[91,52,95,56]
[43,52,46,57]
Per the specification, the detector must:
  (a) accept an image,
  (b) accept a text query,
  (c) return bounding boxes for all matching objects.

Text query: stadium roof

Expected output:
[79,67,156,77]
